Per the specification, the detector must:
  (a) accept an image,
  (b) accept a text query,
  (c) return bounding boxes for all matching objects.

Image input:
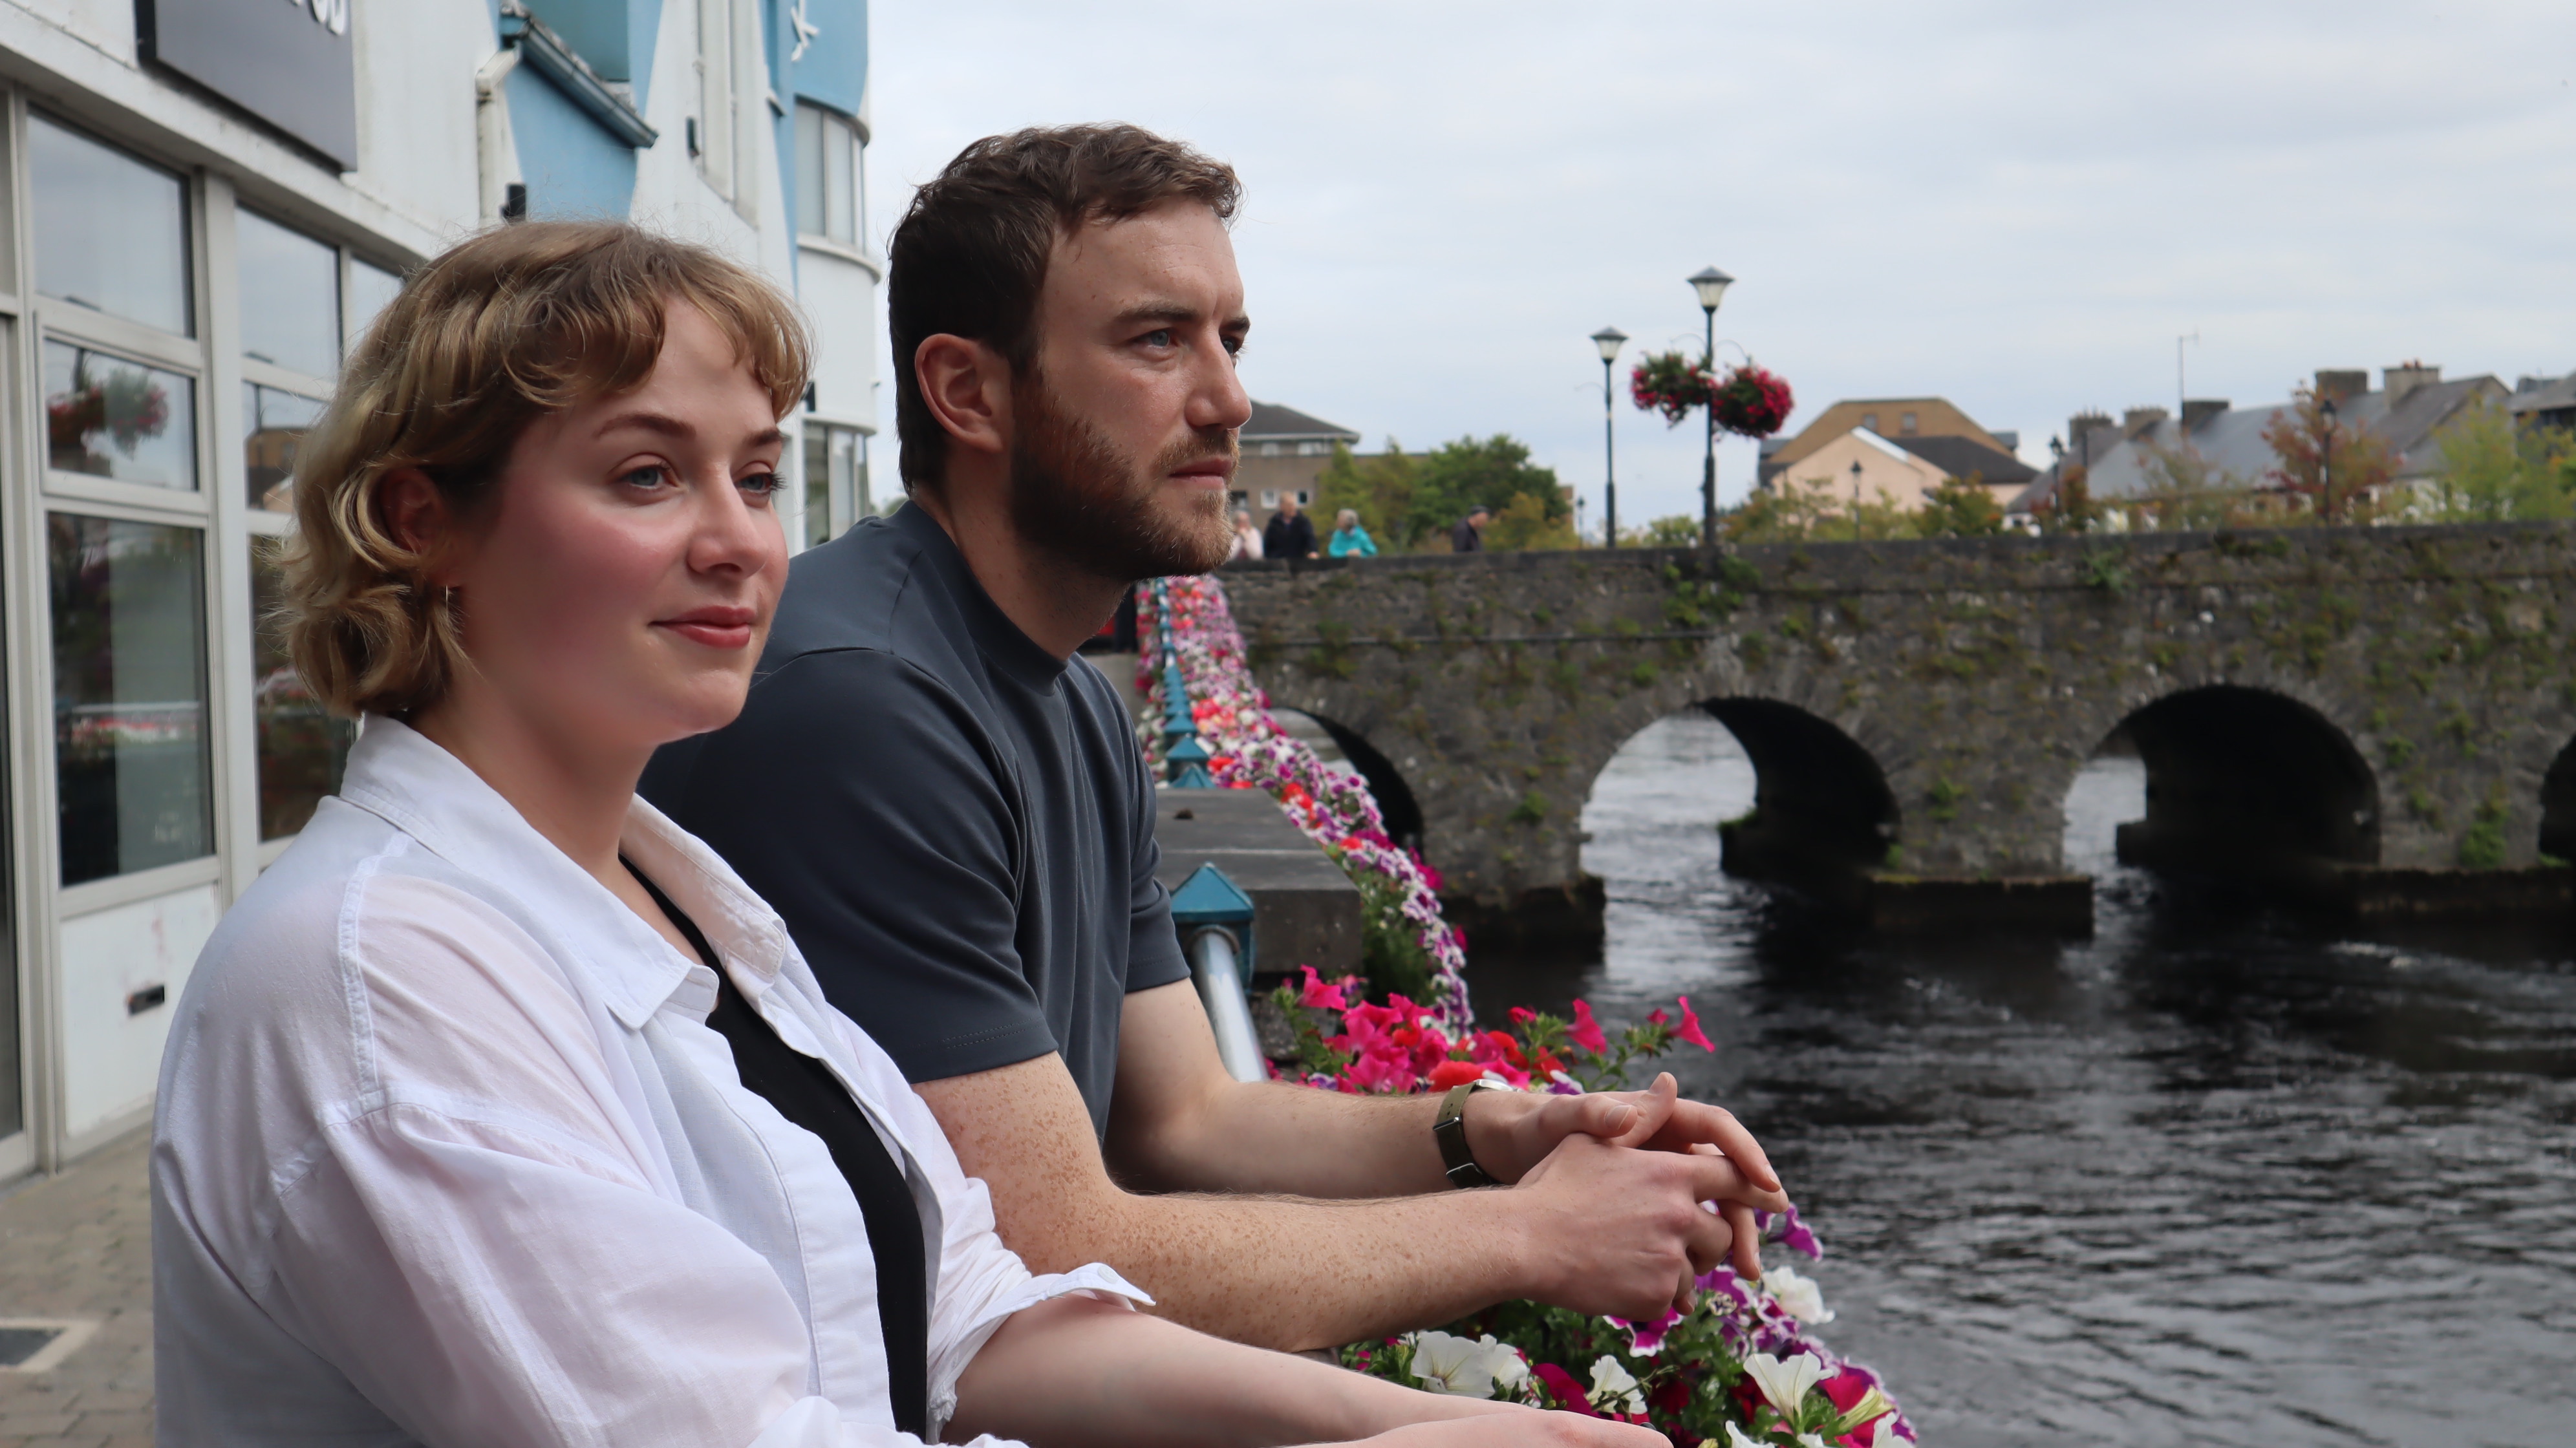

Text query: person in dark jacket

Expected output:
[1263,495,1318,558]
[1450,506,1490,553]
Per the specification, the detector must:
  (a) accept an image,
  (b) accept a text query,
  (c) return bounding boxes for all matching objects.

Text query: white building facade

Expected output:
[0,0,874,1176]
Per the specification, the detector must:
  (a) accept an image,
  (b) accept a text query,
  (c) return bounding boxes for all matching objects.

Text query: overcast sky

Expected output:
[863,1,2576,527]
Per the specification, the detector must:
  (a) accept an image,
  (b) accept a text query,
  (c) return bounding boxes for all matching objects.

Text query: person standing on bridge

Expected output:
[1328,507,1379,557]
[1264,491,1319,558]
[642,123,1787,1357]
[1451,505,1489,553]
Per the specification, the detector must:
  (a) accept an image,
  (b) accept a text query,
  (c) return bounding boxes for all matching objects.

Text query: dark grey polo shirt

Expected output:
[641,504,1189,1136]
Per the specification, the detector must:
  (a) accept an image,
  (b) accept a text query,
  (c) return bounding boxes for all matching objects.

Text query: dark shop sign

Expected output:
[138,0,358,171]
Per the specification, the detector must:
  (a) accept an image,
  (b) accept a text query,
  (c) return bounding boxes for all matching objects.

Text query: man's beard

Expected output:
[1005,374,1237,581]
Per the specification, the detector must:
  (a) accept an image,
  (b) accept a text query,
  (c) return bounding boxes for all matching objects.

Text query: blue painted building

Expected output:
[0,0,874,1175]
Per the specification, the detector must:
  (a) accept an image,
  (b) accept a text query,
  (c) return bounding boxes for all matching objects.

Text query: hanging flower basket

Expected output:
[1629,350,1716,427]
[1710,363,1795,439]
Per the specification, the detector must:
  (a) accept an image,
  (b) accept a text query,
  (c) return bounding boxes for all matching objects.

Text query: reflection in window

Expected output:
[245,384,326,513]
[28,114,192,337]
[347,257,402,345]
[237,209,341,379]
[49,515,212,886]
[251,539,352,840]
[795,102,860,244]
[45,341,197,490]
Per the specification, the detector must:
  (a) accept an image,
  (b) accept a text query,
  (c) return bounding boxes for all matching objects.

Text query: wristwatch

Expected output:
[1434,1081,1501,1189]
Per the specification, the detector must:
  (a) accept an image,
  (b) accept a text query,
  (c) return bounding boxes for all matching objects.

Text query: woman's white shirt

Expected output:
[151,716,1143,1447]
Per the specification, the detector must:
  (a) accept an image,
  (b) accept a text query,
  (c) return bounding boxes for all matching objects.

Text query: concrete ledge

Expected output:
[1867,873,2095,934]
[2332,864,2573,920]
[1154,789,1361,981]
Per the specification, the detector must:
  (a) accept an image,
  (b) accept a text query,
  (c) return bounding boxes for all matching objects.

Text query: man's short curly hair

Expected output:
[886,123,1240,497]
[280,220,811,719]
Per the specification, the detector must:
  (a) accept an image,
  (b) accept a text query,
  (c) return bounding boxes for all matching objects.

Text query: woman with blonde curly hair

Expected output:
[150,220,1658,1448]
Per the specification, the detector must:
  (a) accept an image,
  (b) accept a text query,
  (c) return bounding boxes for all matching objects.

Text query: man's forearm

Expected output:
[1016,1181,1542,1352]
[1110,1078,1457,1198]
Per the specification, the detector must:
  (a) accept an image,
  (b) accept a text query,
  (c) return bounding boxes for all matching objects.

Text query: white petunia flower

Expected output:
[1588,1354,1646,1416]
[1744,1351,1826,1421]
[1761,1262,1835,1325]
[1724,1424,1767,1448]
[1407,1330,1527,1400]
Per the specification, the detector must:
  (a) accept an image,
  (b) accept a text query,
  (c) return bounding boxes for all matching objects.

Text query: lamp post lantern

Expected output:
[1849,458,1865,538]
[1591,326,1627,547]
[1688,266,1733,547]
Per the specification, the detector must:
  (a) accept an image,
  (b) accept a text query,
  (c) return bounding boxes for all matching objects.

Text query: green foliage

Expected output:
[1351,868,1435,1002]
[1508,791,1549,825]
[2034,465,2106,534]
[2421,399,2573,522]
[1485,490,1582,551]
[1631,514,1704,547]
[2459,792,2510,869]
[1720,487,1916,543]
[1916,476,2006,537]
[1318,435,1569,551]
[1927,776,1967,823]
[2080,551,2132,593]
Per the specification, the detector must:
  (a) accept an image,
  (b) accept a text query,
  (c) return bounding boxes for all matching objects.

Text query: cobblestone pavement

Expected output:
[0,1131,152,1447]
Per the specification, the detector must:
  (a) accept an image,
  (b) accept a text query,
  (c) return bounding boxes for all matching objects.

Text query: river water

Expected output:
[1466,713,2576,1447]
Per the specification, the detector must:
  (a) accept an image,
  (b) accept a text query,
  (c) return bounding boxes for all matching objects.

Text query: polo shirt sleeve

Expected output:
[647,648,1060,1084]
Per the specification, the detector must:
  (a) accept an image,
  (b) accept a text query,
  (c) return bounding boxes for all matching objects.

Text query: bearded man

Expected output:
[643,124,1788,1354]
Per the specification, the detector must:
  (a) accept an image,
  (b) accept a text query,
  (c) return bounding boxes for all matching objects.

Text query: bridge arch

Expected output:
[1698,699,1902,885]
[2101,685,2380,876]
[1274,706,1425,854]
[2539,738,2576,864]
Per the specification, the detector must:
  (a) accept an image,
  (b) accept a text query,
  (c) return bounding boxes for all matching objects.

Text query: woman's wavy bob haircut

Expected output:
[281,220,812,719]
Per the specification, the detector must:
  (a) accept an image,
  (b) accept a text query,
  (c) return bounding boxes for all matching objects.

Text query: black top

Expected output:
[625,862,930,1438]
[1263,511,1317,559]
[1450,517,1484,553]
[641,505,1190,1137]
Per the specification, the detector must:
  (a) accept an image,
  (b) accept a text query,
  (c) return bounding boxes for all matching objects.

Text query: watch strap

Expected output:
[1434,1081,1499,1189]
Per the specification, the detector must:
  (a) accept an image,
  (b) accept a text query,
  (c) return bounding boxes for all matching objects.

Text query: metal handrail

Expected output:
[1186,928,1267,1083]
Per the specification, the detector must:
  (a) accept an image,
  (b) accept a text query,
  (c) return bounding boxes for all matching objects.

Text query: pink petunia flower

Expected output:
[1567,1000,1609,1054]
[1674,996,1715,1052]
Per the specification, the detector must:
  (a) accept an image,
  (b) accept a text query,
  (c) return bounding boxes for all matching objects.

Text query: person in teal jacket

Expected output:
[1326,508,1379,557]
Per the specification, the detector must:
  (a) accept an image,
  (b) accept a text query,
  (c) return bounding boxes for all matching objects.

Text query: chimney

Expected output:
[1989,429,2019,452]
[2064,410,2112,465]
[2122,406,2169,438]
[2181,398,2229,432]
[2383,361,2442,410]
[2315,369,2368,405]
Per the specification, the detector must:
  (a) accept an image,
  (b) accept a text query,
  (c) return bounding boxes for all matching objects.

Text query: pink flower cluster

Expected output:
[1137,577,1473,1031]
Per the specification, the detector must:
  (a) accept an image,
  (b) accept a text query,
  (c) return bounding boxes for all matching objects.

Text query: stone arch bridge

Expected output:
[1218,524,2576,933]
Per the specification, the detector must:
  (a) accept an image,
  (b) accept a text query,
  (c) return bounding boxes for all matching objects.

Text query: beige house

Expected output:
[1760,395,2015,488]
[1778,428,2034,514]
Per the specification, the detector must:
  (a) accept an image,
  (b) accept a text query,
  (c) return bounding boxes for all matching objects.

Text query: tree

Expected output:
[1315,440,1423,548]
[1630,515,1704,547]
[2031,465,2105,534]
[1719,487,1914,543]
[2262,387,2396,523]
[2131,445,2251,531]
[1410,434,1566,544]
[1915,476,2004,537]
[1484,491,1582,551]
[2421,398,2570,522]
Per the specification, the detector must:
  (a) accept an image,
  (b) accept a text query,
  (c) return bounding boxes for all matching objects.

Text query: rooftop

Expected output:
[1242,401,1362,443]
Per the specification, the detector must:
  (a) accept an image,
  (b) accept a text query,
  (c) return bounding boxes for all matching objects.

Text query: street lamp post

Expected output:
[1688,266,1733,548]
[1849,458,1865,538]
[2319,394,2339,521]
[1591,326,1627,547]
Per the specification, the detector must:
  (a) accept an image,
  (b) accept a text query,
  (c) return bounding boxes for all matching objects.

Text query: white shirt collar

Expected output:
[336,715,794,1030]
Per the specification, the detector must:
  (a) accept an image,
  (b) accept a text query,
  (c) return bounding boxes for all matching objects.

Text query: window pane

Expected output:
[830,427,858,524]
[826,116,855,244]
[45,341,198,490]
[49,515,212,885]
[28,115,192,337]
[802,429,831,548]
[245,383,327,513]
[251,539,352,840]
[237,209,340,379]
[347,258,402,345]
[854,432,872,516]
[795,103,826,237]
